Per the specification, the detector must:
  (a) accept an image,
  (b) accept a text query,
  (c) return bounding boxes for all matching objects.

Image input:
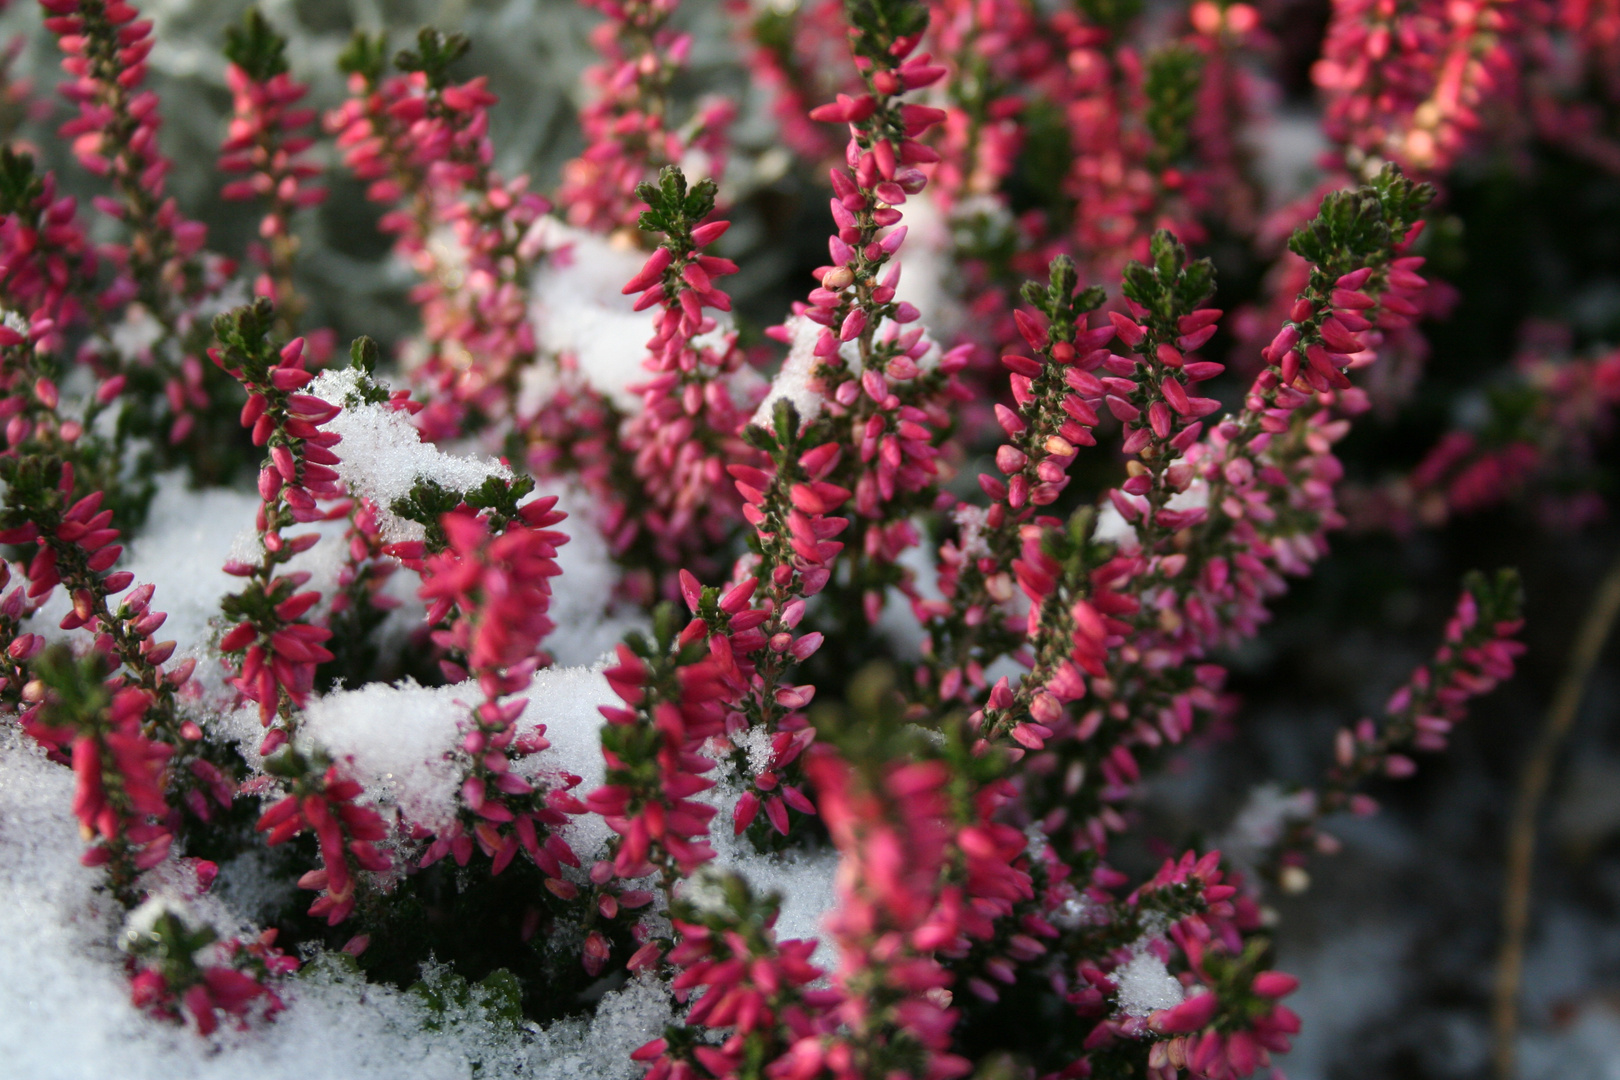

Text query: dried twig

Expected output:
[1492,551,1620,1080]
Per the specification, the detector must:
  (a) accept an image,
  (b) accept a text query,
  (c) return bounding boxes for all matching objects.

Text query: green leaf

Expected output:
[1143,43,1204,166]
[1075,0,1142,34]
[224,8,289,82]
[0,148,43,218]
[742,423,778,453]
[395,27,471,90]
[772,399,801,447]
[337,31,388,84]
[843,0,930,64]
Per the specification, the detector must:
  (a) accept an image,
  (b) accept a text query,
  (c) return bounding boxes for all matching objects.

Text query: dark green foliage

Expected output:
[390,477,467,553]
[1288,164,1435,274]
[211,297,281,383]
[1020,255,1107,344]
[219,572,303,642]
[843,0,929,64]
[0,147,43,216]
[1075,0,1143,34]
[669,869,781,929]
[409,965,525,1032]
[389,472,537,554]
[342,336,393,406]
[1121,230,1217,327]
[29,643,111,732]
[1003,97,1073,224]
[598,603,707,797]
[741,399,803,459]
[635,165,717,240]
[1143,44,1205,168]
[0,450,67,531]
[1464,566,1524,626]
[224,8,289,82]
[394,27,471,90]
[337,30,389,84]
[121,904,223,984]
[463,472,536,520]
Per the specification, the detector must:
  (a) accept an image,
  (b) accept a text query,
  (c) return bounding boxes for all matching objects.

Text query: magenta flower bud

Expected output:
[270,367,313,391]
[621,246,672,295]
[1109,311,1146,346]
[8,633,39,661]
[995,404,1027,436]
[689,220,729,246]
[995,444,1028,474]
[839,307,867,342]
[95,375,127,404]
[1336,267,1374,290]
[1150,991,1220,1034]
[1251,971,1299,998]
[790,632,824,660]
[1265,324,1300,362]
[33,378,59,410]
[270,443,297,480]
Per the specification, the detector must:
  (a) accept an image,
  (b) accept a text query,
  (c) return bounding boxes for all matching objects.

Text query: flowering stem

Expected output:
[921,257,1107,706]
[44,0,205,333]
[211,300,341,747]
[1269,570,1525,886]
[221,8,326,334]
[0,457,186,739]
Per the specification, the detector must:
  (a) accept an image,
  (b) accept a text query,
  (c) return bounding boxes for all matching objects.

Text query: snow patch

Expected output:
[308,367,513,543]
[1115,949,1185,1018]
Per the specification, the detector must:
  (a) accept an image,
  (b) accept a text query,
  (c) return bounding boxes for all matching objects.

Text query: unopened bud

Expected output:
[821,266,854,290]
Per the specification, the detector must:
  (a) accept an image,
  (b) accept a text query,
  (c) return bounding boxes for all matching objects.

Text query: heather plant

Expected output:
[0,1,1615,1079]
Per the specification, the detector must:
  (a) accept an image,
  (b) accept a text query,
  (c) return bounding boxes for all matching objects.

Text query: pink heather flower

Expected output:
[586,641,728,884]
[558,0,733,233]
[415,501,589,881]
[0,1,1567,1072]
[1347,343,1620,533]
[44,0,224,446]
[617,178,757,577]
[327,40,550,433]
[735,0,856,166]
[419,503,566,682]
[218,13,327,325]
[760,27,968,632]
[127,917,297,1037]
[802,744,973,1080]
[256,763,390,925]
[213,323,343,737]
[1314,0,1529,173]
[71,684,173,871]
[0,163,97,348]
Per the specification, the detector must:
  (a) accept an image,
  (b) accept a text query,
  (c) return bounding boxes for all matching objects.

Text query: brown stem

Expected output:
[1492,550,1620,1080]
